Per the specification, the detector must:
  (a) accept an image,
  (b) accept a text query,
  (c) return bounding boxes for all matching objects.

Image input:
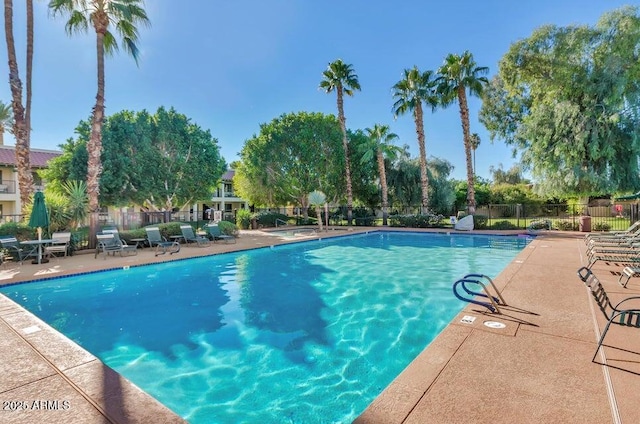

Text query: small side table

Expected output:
[170,235,184,244]
[130,238,147,249]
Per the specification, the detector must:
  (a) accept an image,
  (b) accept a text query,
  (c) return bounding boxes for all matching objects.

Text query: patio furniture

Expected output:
[44,232,71,258]
[205,224,236,244]
[145,227,180,256]
[0,236,26,264]
[577,267,640,363]
[180,225,210,247]
[619,266,640,288]
[95,233,137,259]
[586,241,640,258]
[586,249,640,269]
[585,222,640,243]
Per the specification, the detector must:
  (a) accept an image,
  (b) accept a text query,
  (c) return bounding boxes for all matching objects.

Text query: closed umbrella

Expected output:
[28,191,50,264]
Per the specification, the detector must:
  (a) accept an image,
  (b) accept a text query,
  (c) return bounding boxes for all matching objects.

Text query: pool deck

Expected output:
[0,228,639,423]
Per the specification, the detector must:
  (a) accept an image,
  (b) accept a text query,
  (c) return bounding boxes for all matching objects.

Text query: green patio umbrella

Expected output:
[28,191,50,263]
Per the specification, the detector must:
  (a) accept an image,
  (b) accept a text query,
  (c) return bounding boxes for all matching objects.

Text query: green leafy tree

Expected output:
[42,107,226,211]
[479,6,640,200]
[362,124,402,225]
[453,178,492,211]
[387,155,455,216]
[437,51,489,214]
[347,129,379,211]
[392,66,439,213]
[320,59,360,226]
[490,183,542,205]
[49,0,150,242]
[387,155,420,212]
[235,112,344,218]
[490,164,528,185]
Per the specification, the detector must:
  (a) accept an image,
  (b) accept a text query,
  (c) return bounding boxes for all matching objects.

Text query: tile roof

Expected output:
[221,169,235,180]
[0,146,61,168]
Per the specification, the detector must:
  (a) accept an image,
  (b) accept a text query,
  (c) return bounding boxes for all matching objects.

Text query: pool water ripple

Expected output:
[0,232,530,423]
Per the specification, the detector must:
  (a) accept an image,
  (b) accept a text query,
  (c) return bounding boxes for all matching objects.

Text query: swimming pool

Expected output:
[0,231,531,423]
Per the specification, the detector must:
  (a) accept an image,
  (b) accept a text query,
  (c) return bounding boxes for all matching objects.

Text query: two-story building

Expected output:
[0,145,61,221]
[203,169,248,221]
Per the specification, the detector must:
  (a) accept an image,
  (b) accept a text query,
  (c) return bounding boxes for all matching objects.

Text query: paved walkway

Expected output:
[0,229,638,423]
[356,231,640,424]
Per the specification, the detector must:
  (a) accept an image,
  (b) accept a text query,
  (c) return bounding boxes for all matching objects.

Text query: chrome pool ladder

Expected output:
[452,273,506,314]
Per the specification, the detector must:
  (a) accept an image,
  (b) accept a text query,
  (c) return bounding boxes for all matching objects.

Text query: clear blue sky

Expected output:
[0,0,634,180]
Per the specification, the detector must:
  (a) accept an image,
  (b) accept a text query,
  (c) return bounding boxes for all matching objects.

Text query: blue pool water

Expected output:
[0,232,531,423]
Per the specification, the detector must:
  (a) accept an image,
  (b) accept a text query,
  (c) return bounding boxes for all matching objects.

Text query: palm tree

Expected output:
[3,0,34,208]
[25,0,33,153]
[49,0,150,242]
[308,190,326,232]
[469,132,480,177]
[437,51,488,214]
[0,100,13,145]
[392,66,438,214]
[363,124,401,226]
[319,59,360,226]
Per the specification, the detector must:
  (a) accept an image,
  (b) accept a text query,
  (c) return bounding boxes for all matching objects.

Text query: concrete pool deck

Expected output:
[0,228,638,423]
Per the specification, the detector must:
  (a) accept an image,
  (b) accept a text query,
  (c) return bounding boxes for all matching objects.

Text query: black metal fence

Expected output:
[253,203,639,232]
[477,203,638,231]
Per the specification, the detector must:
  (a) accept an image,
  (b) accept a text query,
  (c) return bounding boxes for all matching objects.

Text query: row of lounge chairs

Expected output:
[584,220,640,270]
[0,224,236,264]
[95,224,235,259]
[580,222,640,369]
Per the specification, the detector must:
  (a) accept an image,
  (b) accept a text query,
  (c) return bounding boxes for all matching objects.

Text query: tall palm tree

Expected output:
[4,0,34,208]
[437,51,488,214]
[392,66,438,214]
[49,0,150,242]
[469,132,480,177]
[0,100,13,145]
[25,0,33,154]
[363,124,401,226]
[319,59,360,226]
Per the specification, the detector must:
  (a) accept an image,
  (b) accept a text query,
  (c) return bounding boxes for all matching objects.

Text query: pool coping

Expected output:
[1,228,638,423]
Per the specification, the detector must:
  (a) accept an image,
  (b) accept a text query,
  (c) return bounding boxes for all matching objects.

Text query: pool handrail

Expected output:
[452,273,505,314]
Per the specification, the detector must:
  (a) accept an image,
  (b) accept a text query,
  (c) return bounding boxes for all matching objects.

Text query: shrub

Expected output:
[255,211,289,228]
[555,220,576,231]
[528,219,551,230]
[236,209,252,230]
[0,222,38,240]
[389,213,443,228]
[473,215,488,229]
[593,221,611,232]
[490,220,518,230]
[217,220,238,236]
[353,206,375,226]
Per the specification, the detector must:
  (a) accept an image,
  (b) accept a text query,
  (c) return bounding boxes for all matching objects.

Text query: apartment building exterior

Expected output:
[0,145,61,221]
[204,169,249,221]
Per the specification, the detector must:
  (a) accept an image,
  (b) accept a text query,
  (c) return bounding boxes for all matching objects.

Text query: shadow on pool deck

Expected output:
[0,228,638,423]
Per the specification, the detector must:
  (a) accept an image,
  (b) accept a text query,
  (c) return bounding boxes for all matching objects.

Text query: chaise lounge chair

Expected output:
[145,227,181,256]
[205,224,236,243]
[95,233,138,259]
[585,221,640,243]
[44,232,71,258]
[180,225,210,247]
[0,236,26,264]
[576,267,640,363]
